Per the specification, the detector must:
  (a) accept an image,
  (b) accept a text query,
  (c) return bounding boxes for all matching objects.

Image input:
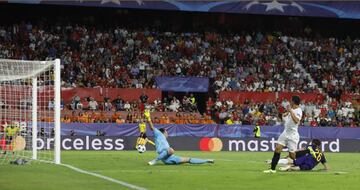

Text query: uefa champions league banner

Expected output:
[59,123,360,140]
[36,136,360,152]
[155,77,209,92]
[7,1,360,19]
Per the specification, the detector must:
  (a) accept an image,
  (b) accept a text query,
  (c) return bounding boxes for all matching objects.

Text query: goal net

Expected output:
[0,59,61,164]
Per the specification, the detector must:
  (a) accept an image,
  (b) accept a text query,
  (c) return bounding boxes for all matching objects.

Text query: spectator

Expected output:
[89,97,98,110]
[206,97,214,109]
[115,116,125,124]
[60,99,65,110]
[169,97,180,112]
[126,112,133,123]
[124,101,131,111]
[104,99,113,111]
[140,91,148,103]
[189,94,197,111]
[61,115,71,123]
[225,115,234,125]
[112,96,124,111]
[71,95,81,110]
[48,100,55,110]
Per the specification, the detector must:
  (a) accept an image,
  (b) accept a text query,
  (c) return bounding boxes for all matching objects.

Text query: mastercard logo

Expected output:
[199,137,223,151]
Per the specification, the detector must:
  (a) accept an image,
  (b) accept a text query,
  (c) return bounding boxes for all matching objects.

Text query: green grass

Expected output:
[1,151,360,190]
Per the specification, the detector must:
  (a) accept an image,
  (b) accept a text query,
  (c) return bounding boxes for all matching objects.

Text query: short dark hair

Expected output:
[312,139,321,148]
[292,96,301,105]
[159,128,166,134]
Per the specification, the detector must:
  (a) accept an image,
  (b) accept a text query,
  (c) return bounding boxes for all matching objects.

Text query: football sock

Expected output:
[135,137,141,147]
[271,152,281,170]
[189,158,208,164]
[147,139,155,146]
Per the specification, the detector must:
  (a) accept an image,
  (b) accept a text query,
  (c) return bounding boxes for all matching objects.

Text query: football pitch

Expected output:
[1,151,360,190]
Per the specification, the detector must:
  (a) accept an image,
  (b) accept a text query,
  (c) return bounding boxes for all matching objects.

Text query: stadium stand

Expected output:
[0,6,359,127]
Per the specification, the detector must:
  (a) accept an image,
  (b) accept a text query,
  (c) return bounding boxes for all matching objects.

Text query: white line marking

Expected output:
[92,169,183,173]
[333,171,349,174]
[61,164,147,190]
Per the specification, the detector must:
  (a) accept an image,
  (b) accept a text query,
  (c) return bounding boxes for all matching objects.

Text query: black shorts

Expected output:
[139,132,147,139]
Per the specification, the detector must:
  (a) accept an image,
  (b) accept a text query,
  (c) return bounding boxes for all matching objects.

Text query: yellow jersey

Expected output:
[5,126,20,137]
[139,122,146,133]
[226,119,234,125]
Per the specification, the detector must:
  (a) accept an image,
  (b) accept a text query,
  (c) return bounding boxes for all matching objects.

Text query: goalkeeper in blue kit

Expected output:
[144,110,214,165]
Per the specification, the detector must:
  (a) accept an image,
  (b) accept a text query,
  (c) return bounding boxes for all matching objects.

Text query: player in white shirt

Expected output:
[264,96,302,173]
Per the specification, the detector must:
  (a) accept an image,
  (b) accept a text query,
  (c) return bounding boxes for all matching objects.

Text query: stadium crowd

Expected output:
[0,22,318,92]
[68,93,198,113]
[0,21,359,127]
[54,94,359,127]
[1,22,358,94]
[289,37,360,96]
[207,97,359,127]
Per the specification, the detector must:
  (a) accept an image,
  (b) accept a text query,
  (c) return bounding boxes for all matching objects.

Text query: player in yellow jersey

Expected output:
[135,110,155,149]
[1,122,20,157]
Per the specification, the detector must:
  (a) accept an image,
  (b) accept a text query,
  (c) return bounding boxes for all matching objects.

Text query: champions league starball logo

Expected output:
[95,0,306,14]
[244,0,304,13]
[99,0,144,5]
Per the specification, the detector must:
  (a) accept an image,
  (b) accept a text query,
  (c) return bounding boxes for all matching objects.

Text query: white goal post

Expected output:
[0,58,61,164]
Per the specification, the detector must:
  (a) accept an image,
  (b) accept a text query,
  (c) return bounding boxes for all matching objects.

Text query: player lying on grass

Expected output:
[273,139,330,172]
[134,118,155,149]
[144,110,214,165]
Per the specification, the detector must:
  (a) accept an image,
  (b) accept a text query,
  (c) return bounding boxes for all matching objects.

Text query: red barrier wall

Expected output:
[219,91,325,103]
[278,92,324,102]
[219,91,276,103]
[60,88,355,104]
[61,88,161,103]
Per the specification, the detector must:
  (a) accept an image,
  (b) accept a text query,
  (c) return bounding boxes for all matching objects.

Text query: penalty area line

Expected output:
[61,163,147,190]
